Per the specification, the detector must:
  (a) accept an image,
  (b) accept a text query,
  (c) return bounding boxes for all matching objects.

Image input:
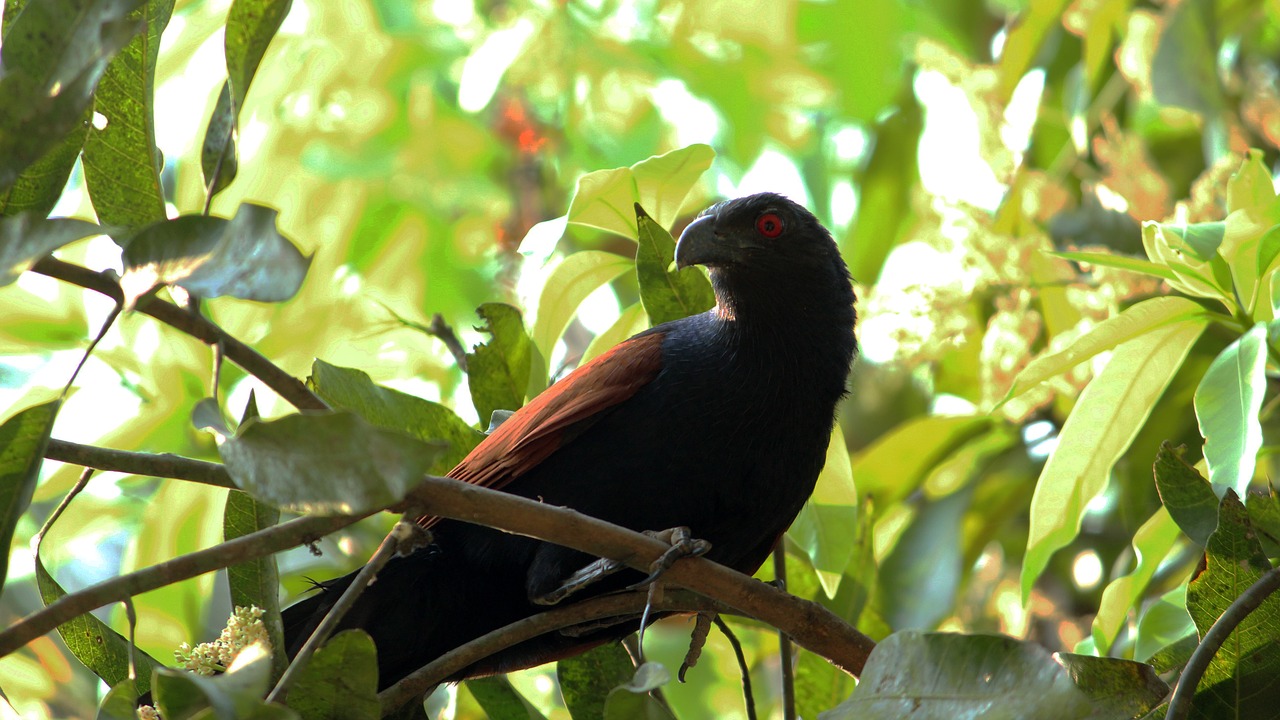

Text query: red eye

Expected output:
[755,213,784,238]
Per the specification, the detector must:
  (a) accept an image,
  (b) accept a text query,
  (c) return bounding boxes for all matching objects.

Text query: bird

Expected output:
[281,192,858,691]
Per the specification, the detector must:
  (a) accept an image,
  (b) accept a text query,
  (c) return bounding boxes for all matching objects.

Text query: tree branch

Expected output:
[0,510,373,657]
[31,257,327,412]
[45,439,235,489]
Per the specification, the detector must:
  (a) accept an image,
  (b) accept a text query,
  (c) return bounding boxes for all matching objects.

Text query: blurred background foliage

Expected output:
[4,0,1280,717]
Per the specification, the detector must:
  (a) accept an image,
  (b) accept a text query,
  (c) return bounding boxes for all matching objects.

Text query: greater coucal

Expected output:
[282,192,858,690]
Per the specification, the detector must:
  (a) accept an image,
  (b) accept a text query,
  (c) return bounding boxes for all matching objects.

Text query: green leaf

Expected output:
[818,631,1092,719]
[844,96,921,283]
[95,681,140,720]
[1142,222,1233,303]
[567,144,714,238]
[874,485,972,631]
[1184,490,1280,717]
[308,360,484,475]
[581,301,648,363]
[201,0,293,197]
[218,411,446,514]
[1053,654,1168,719]
[1195,322,1268,496]
[0,399,58,593]
[80,0,174,230]
[789,426,858,597]
[1002,296,1208,404]
[602,663,674,720]
[286,630,379,720]
[1247,488,1280,558]
[995,0,1071,104]
[1153,442,1219,546]
[1022,316,1206,601]
[850,415,991,506]
[634,203,714,326]
[530,250,631,363]
[1047,250,1180,282]
[465,303,534,424]
[558,643,634,720]
[1090,507,1181,653]
[119,203,311,306]
[1226,149,1276,213]
[223,489,286,679]
[1137,587,1196,667]
[0,214,105,286]
[0,0,142,189]
[0,114,90,217]
[154,643,294,720]
[463,676,547,720]
[1150,0,1224,115]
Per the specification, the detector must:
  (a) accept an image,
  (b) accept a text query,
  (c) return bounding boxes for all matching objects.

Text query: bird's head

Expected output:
[675,193,854,324]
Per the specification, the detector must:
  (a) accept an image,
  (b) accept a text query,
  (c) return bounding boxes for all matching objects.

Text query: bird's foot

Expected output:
[627,526,712,591]
[532,556,623,606]
[679,612,716,682]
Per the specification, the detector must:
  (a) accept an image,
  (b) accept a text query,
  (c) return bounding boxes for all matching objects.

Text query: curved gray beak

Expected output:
[675,214,734,269]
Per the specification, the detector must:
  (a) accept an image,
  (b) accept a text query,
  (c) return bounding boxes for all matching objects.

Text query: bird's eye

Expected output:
[755,213,784,238]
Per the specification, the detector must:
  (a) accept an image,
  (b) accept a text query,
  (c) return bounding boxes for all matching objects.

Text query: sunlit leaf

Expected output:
[223,489,286,679]
[119,203,311,306]
[81,0,174,230]
[790,425,858,597]
[308,360,484,474]
[1184,490,1280,718]
[0,115,90,217]
[819,631,1092,719]
[634,203,714,326]
[1152,441,1218,546]
[1090,507,1180,653]
[850,415,991,506]
[286,630,378,720]
[843,97,921,283]
[1002,296,1208,404]
[602,662,673,719]
[95,681,139,720]
[1136,587,1195,666]
[1022,317,1206,601]
[1227,149,1277,213]
[568,144,714,238]
[1047,250,1180,282]
[996,0,1070,103]
[530,250,631,363]
[582,301,648,363]
[153,643,294,719]
[464,676,546,720]
[0,0,142,189]
[465,302,534,424]
[0,215,106,286]
[1194,322,1267,496]
[0,399,58,593]
[1053,653,1167,718]
[218,411,446,514]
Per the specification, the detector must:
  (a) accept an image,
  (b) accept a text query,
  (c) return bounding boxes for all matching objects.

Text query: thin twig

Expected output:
[715,615,756,720]
[1165,566,1280,720]
[379,590,730,715]
[268,521,414,703]
[45,439,235,489]
[0,510,373,657]
[773,546,795,720]
[62,301,121,398]
[428,314,469,371]
[31,257,327,412]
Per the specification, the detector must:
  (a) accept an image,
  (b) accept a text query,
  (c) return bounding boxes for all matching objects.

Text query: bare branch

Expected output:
[31,257,327,412]
[45,439,235,488]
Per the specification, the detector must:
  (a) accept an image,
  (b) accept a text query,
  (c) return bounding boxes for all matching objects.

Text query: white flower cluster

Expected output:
[173,605,270,676]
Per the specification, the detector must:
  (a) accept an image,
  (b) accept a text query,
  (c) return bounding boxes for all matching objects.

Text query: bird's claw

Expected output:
[627,526,711,591]
[532,556,623,606]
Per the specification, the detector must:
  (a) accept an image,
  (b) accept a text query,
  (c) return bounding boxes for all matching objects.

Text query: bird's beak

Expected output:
[675,214,731,269]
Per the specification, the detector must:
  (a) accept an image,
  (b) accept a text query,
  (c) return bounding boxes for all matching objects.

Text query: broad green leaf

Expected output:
[1002,296,1207,404]
[35,553,160,694]
[1152,442,1218,546]
[567,144,714,238]
[286,630,379,720]
[223,489,285,680]
[634,203,714,326]
[530,250,631,363]
[602,663,674,720]
[308,360,484,474]
[0,0,142,189]
[1047,250,1180,282]
[1195,322,1267,496]
[81,0,174,230]
[1226,149,1276,213]
[154,643,295,720]
[874,485,971,631]
[0,115,90,217]
[0,215,105,286]
[796,647,857,720]
[1142,221,1232,303]
[1090,507,1181,653]
[465,303,534,424]
[95,681,139,720]
[1053,654,1168,719]
[995,0,1071,103]
[582,301,647,363]
[1184,490,1280,717]
[464,676,547,720]
[218,411,446,514]
[818,631,1092,719]
[119,203,311,306]
[1022,317,1206,601]
[1247,488,1280,558]
[1136,587,1195,666]
[0,399,57,593]
[789,425,858,597]
[201,0,293,198]
[558,643,634,720]
[850,415,991,506]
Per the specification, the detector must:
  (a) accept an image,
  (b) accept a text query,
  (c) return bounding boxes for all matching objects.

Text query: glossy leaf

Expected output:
[223,489,286,679]
[0,0,142,189]
[0,399,58,593]
[465,302,534,424]
[1136,587,1196,666]
[1090,507,1180,653]
[1195,322,1267,496]
[850,415,991,506]
[80,0,174,230]
[0,215,105,286]
[218,411,446,514]
[286,630,379,720]
[1047,249,1180,282]
[789,426,858,597]
[119,203,311,306]
[1226,149,1276,213]
[1022,316,1206,601]
[581,301,648,363]
[308,359,484,474]
[568,144,714,238]
[634,203,714,326]
[95,681,140,720]
[530,250,631,363]
[1152,441,1219,546]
